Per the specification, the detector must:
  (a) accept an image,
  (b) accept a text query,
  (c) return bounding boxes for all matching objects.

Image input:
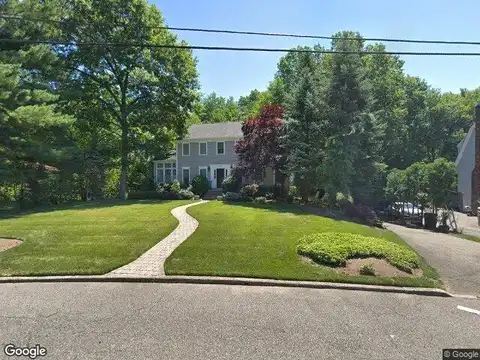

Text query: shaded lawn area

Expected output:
[452,233,480,243]
[165,201,442,288]
[0,200,193,276]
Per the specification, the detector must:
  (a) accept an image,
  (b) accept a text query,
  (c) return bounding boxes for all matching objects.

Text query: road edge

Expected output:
[0,275,457,297]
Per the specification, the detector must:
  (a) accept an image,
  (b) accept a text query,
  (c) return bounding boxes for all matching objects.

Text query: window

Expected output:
[199,142,207,155]
[217,141,225,155]
[199,166,207,179]
[182,167,190,185]
[182,143,190,156]
[155,162,177,184]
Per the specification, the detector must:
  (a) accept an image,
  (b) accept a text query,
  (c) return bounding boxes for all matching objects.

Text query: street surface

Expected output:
[1,282,479,360]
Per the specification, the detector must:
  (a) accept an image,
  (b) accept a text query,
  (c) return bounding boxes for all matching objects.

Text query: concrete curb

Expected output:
[0,275,455,297]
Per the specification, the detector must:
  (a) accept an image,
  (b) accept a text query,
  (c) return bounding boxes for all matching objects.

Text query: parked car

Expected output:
[390,202,422,216]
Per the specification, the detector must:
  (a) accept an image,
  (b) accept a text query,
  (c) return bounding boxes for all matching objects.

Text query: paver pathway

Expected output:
[385,223,480,296]
[108,200,208,278]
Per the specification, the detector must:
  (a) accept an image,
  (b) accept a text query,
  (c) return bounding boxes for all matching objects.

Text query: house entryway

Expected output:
[210,164,231,189]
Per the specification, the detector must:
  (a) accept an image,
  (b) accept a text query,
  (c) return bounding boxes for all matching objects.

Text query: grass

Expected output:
[0,200,193,276]
[165,201,442,288]
[452,233,480,243]
[297,232,420,273]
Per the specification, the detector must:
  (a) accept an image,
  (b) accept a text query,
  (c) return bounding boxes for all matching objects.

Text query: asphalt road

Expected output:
[385,223,480,296]
[1,283,479,360]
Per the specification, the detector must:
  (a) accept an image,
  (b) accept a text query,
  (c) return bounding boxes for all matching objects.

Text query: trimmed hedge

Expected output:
[297,232,420,273]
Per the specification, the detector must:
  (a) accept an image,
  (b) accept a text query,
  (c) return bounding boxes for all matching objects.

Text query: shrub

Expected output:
[240,184,259,198]
[265,192,275,200]
[128,190,162,200]
[102,168,121,198]
[222,192,243,201]
[254,196,267,204]
[191,175,210,196]
[178,189,195,200]
[288,185,298,197]
[338,199,383,228]
[155,181,186,200]
[216,196,223,201]
[359,263,376,276]
[285,194,294,204]
[222,170,242,193]
[193,195,200,200]
[258,185,274,197]
[170,180,181,193]
[296,232,420,273]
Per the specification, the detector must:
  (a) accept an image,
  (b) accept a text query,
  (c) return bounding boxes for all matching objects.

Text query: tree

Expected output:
[58,0,199,199]
[234,104,285,183]
[198,92,240,123]
[319,31,375,205]
[425,158,457,213]
[1,0,75,206]
[284,52,325,201]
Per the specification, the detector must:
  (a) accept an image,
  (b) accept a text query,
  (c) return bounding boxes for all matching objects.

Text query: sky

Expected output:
[154,0,480,100]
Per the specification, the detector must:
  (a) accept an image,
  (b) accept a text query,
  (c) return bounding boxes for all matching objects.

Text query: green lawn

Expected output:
[452,233,480,243]
[165,201,442,288]
[0,200,193,276]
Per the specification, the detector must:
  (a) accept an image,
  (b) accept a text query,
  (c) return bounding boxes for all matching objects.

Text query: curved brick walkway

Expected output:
[107,200,208,278]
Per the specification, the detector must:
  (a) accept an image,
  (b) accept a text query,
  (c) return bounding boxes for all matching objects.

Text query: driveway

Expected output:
[386,223,480,296]
[1,282,479,360]
[454,211,480,237]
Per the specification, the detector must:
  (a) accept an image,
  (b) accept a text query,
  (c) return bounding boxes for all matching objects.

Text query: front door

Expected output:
[216,168,225,189]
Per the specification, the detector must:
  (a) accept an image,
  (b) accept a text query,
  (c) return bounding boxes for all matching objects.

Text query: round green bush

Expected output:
[297,232,419,273]
[191,175,210,196]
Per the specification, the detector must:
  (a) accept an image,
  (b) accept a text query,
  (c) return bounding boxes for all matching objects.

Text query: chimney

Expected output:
[473,104,480,217]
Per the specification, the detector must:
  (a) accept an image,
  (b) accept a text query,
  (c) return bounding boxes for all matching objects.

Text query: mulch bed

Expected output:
[301,256,423,278]
[0,238,22,252]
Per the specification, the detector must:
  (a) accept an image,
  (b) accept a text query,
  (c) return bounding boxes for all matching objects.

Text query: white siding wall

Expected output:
[457,128,475,208]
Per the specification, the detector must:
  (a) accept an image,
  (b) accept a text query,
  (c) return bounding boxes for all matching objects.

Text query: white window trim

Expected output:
[198,142,208,156]
[216,141,225,155]
[154,161,177,184]
[182,166,190,184]
[198,166,208,179]
[182,142,190,156]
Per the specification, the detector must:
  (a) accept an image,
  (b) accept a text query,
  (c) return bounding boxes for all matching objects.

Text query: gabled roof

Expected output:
[183,122,243,140]
[455,124,475,166]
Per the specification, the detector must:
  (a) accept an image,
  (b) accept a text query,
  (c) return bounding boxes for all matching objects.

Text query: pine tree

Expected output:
[283,52,326,201]
[319,31,376,205]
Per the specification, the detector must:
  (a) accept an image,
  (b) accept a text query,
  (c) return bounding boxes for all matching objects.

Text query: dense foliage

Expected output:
[190,175,210,196]
[1,0,198,208]
[234,104,286,183]
[1,1,476,212]
[297,232,420,273]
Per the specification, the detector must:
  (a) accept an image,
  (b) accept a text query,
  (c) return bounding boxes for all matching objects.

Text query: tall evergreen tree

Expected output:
[284,52,325,201]
[319,31,376,205]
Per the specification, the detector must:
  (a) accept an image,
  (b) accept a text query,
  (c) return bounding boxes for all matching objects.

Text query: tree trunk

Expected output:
[119,124,128,200]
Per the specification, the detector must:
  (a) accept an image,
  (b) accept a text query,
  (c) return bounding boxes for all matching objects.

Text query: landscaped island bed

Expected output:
[0,200,192,276]
[165,201,441,288]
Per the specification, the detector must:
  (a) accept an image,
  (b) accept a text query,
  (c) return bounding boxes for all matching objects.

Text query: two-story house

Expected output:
[153,122,275,190]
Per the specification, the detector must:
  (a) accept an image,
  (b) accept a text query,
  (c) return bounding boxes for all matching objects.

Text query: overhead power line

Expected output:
[2,13,480,47]
[2,38,480,56]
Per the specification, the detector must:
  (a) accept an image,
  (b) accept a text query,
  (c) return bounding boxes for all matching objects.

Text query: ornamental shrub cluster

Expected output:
[296,232,419,273]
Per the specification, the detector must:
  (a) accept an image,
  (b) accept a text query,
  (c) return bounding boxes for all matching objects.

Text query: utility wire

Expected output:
[2,38,480,56]
[2,13,480,46]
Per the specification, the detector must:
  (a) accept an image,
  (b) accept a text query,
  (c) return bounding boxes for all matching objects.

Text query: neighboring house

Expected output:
[455,123,475,210]
[153,122,275,189]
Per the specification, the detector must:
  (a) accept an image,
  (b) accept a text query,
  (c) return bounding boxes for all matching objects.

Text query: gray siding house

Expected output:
[455,123,475,209]
[153,122,275,189]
